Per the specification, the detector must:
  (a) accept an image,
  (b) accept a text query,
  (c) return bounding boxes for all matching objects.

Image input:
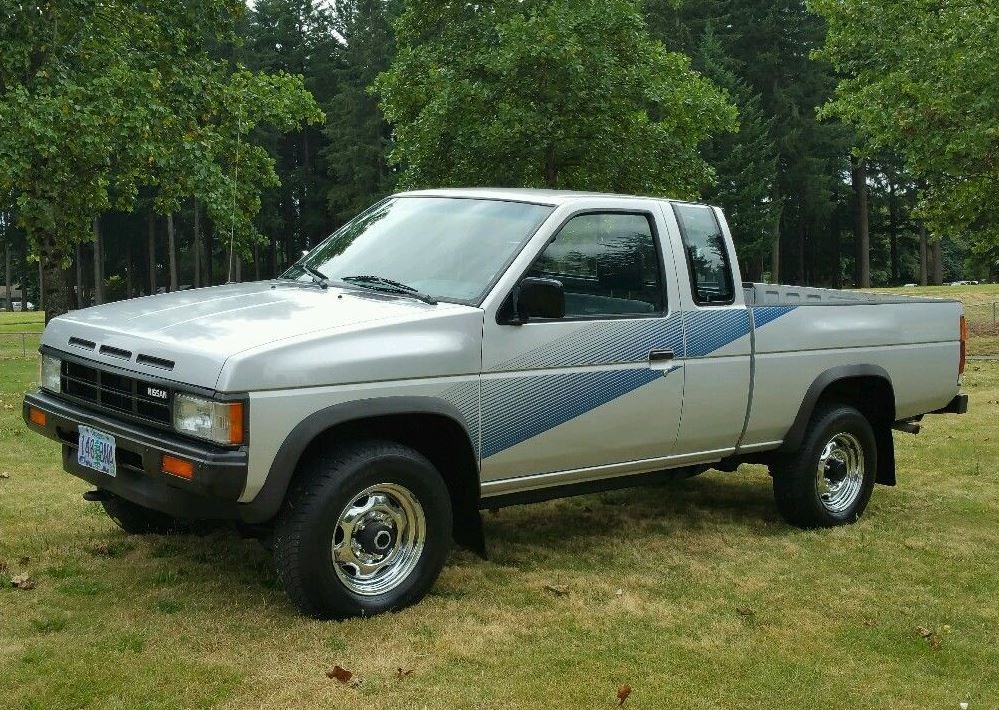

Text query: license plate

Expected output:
[77,426,117,477]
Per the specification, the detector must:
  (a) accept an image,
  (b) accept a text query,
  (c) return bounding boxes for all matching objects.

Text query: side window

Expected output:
[526,212,663,318]
[673,204,735,305]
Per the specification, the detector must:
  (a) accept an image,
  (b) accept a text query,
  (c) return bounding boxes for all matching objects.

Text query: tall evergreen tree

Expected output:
[322,0,401,225]
[694,26,780,280]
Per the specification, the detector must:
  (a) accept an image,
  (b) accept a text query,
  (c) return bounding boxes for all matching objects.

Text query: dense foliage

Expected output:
[374,0,737,197]
[0,1,322,317]
[813,0,999,265]
[1,0,995,316]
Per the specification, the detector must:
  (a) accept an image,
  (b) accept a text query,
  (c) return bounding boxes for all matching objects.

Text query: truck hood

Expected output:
[42,281,482,390]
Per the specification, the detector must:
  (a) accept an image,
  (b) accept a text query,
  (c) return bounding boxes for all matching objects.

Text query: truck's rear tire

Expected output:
[101,494,182,535]
[771,404,877,528]
[273,440,453,620]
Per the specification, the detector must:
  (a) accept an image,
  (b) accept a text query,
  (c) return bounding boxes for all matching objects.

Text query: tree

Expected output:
[693,25,780,280]
[375,0,737,197]
[645,0,856,286]
[0,1,323,319]
[245,0,342,271]
[323,0,401,224]
[813,0,999,258]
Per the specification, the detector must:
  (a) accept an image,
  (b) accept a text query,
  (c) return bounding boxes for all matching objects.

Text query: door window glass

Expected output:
[673,204,735,305]
[526,213,663,317]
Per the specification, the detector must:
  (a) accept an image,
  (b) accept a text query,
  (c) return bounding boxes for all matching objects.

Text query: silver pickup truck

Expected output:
[23,189,969,618]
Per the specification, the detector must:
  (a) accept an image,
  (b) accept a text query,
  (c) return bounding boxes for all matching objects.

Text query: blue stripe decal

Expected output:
[480,368,666,458]
[683,309,752,358]
[492,314,685,372]
[479,305,798,458]
[752,305,798,328]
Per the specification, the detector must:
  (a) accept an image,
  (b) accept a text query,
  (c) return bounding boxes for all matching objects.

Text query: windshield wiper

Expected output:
[341,275,438,305]
[300,263,329,289]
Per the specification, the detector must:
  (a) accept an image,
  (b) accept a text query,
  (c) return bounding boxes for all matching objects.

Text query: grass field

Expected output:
[872,284,999,356]
[1,295,997,709]
[0,312,43,360]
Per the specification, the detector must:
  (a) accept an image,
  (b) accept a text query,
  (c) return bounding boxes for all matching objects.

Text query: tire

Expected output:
[101,494,183,535]
[273,440,453,620]
[771,404,877,528]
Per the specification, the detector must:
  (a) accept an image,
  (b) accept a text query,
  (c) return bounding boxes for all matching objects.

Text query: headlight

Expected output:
[172,394,245,445]
[40,354,62,393]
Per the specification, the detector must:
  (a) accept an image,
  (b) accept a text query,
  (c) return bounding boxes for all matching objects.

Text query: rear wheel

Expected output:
[771,404,877,528]
[273,440,452,619]
[101,494,182,534]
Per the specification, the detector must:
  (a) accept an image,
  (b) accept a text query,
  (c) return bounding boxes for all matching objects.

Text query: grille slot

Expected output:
[136,354,175,371]
[99,345,132,360]
[61,361,172,425]
[68,337,96,350]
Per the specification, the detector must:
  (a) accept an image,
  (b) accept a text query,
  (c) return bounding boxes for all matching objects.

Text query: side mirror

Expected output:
[515,277,565,322]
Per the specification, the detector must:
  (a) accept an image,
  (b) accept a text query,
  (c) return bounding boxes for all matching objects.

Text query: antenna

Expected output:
[227,90,243,284]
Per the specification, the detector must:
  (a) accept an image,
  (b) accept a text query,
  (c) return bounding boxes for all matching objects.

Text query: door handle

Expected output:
[649,349,675,362]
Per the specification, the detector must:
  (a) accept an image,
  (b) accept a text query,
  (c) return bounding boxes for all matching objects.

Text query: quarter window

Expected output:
[526,212,663,317]
[673,204,735,305]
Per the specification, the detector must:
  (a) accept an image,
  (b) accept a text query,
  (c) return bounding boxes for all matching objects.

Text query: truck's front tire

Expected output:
[273,440,453,620]
[771,404,877,528]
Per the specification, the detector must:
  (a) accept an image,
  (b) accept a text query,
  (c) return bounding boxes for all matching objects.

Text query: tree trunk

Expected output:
[851,155,870,288]
[234,254,242,282]
[75,242,83,308]
[770,233,780,284]
[931,238,944,285]
[205,223,213,287]
[6,241,14,311]
[193,199,201,288]
[832,206,842,289]
[167,212,178,292]
[544,145,558,189]
[919,224,928,286]
[254,242,260,281]
[126,236,134,298]
[888,177,899,284]
[38,234,73,322]
[797,223,806,285]
[147,211,157,294]
[93,217,104,305]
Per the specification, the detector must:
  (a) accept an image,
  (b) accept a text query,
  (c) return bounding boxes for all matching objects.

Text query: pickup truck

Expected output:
[23,188,969,619]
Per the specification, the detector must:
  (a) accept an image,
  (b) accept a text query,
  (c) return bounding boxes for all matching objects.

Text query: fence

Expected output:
[0,332,43,359]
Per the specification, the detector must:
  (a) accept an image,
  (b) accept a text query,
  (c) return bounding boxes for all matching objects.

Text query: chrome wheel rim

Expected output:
[331,483,426,596]
[816,432,866,513]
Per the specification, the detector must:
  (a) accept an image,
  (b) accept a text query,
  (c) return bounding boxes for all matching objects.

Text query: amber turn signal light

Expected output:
[162,455,194,480]
[28,407,46,426]
[228,402,244,445]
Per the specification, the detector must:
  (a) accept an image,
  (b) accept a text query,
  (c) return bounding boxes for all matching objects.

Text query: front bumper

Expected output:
[23,390,248,520]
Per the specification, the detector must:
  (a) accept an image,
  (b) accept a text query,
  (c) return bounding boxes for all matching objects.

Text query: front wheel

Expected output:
[273,440,453,619]
[770,404,877,528]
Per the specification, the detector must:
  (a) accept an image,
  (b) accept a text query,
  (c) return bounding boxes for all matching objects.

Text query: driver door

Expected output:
[479,208,685,485]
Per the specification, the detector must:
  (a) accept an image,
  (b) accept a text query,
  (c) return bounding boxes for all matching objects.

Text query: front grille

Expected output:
[61,360,173,425]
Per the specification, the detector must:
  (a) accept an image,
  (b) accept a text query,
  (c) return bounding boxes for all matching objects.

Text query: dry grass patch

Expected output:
[2,339,997,708]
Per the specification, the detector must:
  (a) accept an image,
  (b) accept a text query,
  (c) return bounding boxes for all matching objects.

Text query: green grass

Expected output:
[0,311,43,360]
[1,306,997,708]
[871,284,999,355]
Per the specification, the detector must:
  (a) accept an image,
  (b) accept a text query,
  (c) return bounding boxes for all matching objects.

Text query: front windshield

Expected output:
[283,197,554,304]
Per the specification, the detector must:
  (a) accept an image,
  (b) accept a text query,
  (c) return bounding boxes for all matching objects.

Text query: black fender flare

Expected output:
[779,364,897,485]
[239,396,479,524]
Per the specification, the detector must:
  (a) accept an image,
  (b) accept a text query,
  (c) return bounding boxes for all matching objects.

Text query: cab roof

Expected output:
[395,187,699,207]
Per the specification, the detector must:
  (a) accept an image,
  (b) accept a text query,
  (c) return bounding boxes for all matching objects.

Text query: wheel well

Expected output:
[294,414,485,555]
[784,374,897,485]
[815,376,895,427]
